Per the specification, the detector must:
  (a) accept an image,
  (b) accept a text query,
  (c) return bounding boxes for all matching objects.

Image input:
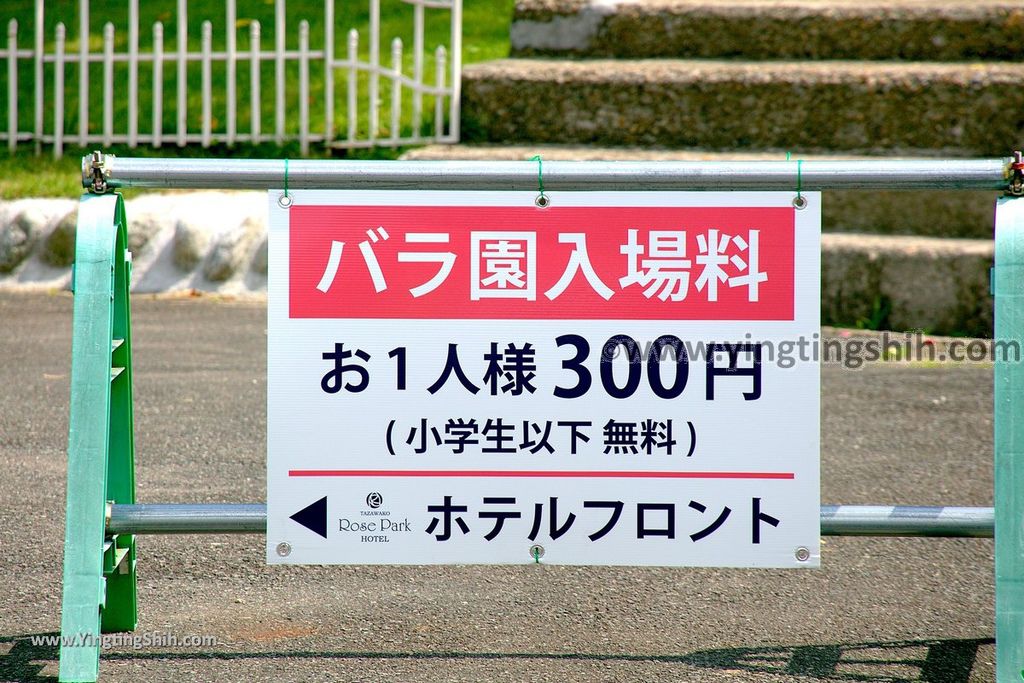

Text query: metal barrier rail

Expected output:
[108,503,996,538]
[83,154,1015,193]
[58,152,1024,682]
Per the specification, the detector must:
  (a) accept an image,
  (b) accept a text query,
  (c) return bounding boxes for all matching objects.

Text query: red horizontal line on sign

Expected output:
[288,470,794,480]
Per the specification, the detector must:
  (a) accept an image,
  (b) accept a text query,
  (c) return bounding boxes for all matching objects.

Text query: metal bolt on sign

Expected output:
[56,152,1024,682]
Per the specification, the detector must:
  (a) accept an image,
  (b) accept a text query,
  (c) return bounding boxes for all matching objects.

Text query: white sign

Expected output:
[267,191,820,567]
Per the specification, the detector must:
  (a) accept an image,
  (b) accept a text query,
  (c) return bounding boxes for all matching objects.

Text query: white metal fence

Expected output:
[0,0,462,157]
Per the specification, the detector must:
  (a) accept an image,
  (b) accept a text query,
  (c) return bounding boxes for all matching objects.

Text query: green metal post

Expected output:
[996,194,1024,682]
[58,193,137,683]
[100,190,137,634]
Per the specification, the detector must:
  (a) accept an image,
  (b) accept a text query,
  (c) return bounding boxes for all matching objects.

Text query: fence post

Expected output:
[7,19,17,151]
[274,0,285,146]
[153,22,164,148]
[448,0,461,142]
[128,0,138,148]
[201,20,212,148]
[298,20,309,157]
[368,0,379,141]
[347,29,357,142]
[33,0,43,154]
[434,45,445,139]
[391,37,402,143]
[995,193,1024,682]
[78,0,89,146]
[323,0,334,146]
[176,0,187,147]
[226,0,236,147]
[412,1,423,137]
[102,22,113,147]
[58,190,138,682]
[53,22,64,157]
[250,21,261,143]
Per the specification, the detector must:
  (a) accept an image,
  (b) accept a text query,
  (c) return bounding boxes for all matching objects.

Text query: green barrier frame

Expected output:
[55,156,1024,681]
[995,195,1024,682]
[59,192,137,682]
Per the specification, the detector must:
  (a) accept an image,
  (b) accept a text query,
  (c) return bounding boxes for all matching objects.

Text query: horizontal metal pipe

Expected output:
[820,505,993,538]
[89,156,1012,192]
[107,503,994,538]
[110,504,268,534]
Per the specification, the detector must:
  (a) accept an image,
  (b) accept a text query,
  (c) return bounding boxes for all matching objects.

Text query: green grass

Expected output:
[0,0,512,198]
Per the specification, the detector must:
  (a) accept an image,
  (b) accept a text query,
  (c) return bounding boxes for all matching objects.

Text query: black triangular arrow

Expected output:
[290,496,328,538]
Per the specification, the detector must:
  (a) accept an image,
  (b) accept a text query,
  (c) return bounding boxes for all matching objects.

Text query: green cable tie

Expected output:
[796,158,803,202]
[530,154,545,200]
[533,547,540,564]
[787,153,803,203]
[283,158,289,199]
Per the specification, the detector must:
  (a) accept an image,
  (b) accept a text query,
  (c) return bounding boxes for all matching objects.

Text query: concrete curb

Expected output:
[0,193,995,335]
[0,192,267,298]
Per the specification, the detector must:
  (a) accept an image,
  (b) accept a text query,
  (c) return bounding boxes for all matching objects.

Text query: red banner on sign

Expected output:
[289,205,795,320]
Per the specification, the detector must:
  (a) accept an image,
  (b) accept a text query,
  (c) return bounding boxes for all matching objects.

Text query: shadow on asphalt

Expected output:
[0,633,993,682]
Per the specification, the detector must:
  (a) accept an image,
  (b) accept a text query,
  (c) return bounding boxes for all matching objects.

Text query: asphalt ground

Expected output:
[0,291,996,682]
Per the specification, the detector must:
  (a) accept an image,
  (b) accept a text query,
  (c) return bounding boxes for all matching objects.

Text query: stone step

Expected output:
[821,233,991,337]
[462,59,1024,156]
[511,0,1024,61]
[402,145,998,239]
